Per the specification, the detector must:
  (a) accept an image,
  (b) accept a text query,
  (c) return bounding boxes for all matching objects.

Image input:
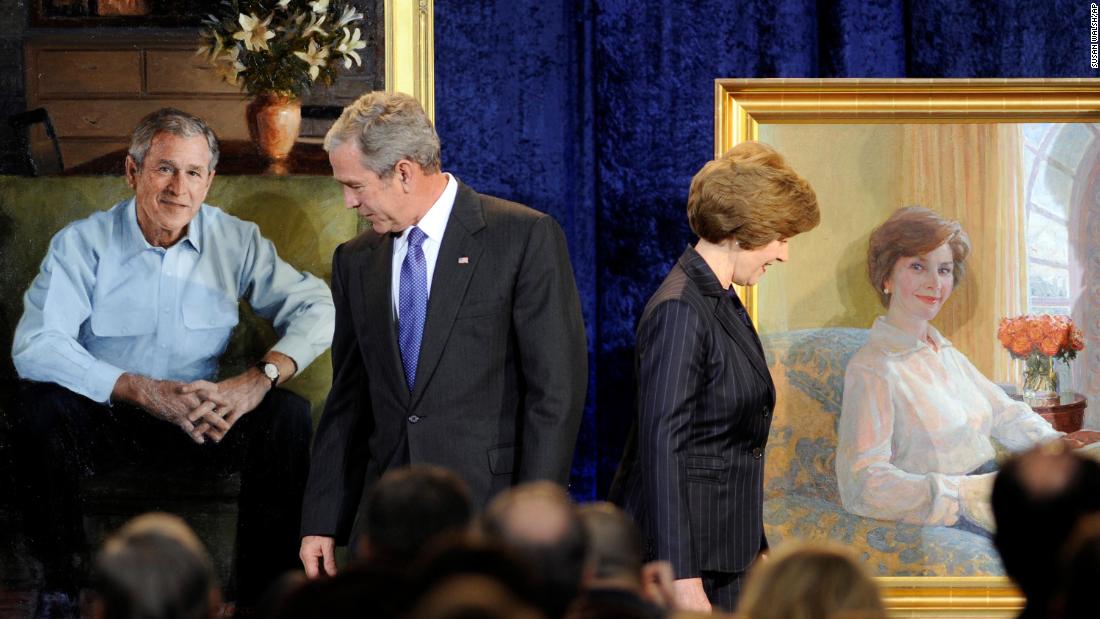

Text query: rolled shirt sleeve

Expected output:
[964,355,1063,450]
[238,223,335,373]
[13,218,126,403]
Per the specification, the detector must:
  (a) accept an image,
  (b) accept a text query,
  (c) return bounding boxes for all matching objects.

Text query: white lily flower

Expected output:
[214,45,247,86]
[336,5,362,27]
[302,12,327,37]
[334,27,366,69]
[196,32,224,61]
[293,38,329,81]
[308,0,329,14]
[233,12,276,53]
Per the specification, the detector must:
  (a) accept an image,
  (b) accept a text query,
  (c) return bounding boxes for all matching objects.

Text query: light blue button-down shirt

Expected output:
[12,198,335,403]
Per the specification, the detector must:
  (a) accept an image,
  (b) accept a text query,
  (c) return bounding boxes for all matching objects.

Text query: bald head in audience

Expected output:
[481,482,588,618]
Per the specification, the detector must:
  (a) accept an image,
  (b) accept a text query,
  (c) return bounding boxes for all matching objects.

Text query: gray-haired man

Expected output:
[300,91,588,577]
[12,107,334,610]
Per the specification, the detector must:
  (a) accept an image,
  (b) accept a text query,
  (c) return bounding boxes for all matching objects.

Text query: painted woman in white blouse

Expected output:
[836,206,1076,533]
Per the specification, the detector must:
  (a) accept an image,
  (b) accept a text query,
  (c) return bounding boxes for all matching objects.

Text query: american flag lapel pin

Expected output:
[458,256,469,264]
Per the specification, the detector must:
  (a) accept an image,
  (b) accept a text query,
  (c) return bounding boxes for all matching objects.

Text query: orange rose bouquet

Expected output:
[997,314,1084,405]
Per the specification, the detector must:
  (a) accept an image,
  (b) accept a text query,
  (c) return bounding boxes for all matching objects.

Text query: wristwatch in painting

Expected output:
[257,361,279,388]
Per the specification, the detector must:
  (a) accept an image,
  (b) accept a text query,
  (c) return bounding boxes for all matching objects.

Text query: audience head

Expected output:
[686,141,819,249]
[867,206,970,308]
[324,90,441,177]
[992,444,1100,610]
[410,537,545,619]
[736,542,886,619]
[128,107,219,173]
[360,464,473,569]
[90,512,218,619]
[577,502,644,588]
[481,482,588,618]
[1057,513,1100,619]
[272,563,407,619]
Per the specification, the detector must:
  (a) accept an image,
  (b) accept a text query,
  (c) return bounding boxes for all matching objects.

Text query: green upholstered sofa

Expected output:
[761,327,1004,576]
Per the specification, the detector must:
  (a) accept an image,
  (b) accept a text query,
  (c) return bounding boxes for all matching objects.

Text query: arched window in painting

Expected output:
[1022,123,1100,405]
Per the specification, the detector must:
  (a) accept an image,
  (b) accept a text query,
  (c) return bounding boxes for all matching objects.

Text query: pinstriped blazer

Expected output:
[610,245,775,578]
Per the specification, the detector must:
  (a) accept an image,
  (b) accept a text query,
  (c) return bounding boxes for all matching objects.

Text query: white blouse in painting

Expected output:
[836,317,1061,527]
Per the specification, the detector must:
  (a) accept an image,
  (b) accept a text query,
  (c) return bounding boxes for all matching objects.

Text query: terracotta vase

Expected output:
[246,94,302,162]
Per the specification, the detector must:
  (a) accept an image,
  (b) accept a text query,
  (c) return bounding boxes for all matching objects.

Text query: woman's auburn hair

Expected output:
[868,205,971,308]
[686,141,820,248]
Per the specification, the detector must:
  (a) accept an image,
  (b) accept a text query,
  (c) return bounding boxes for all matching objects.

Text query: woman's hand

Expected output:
[1063,430,1100,448]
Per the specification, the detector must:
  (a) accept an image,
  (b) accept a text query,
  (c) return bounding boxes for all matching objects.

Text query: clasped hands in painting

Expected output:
[112,369,272,444]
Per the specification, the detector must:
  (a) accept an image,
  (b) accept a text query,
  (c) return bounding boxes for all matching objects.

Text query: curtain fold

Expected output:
[901,124,1027,383]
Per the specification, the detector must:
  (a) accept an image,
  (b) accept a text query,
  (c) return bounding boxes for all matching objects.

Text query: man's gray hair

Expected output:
[128,108,220,172]
[324,91,441,177]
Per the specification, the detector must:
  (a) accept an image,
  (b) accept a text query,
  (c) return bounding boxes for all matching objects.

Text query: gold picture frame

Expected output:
[715,78,1100,617]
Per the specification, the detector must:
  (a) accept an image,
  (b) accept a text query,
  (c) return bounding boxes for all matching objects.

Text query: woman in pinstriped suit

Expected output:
[610,142,820,612]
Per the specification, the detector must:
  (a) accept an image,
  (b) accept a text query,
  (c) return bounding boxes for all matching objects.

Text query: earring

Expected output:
[883,287,890,294]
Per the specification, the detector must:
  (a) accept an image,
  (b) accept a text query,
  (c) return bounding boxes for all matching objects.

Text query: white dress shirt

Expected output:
[391,173,458,317]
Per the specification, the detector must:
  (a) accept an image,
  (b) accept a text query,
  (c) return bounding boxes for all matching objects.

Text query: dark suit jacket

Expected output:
[609,245,775,578]
[302,180,588,543]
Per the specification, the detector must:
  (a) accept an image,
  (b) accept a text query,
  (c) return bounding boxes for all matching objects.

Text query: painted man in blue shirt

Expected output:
[11,108,335,611]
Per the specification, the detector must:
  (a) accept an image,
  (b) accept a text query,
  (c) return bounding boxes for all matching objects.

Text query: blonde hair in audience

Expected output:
[737,542,887,619]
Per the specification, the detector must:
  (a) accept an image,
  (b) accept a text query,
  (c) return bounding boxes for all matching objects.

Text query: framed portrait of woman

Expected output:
[715,78,1100,617]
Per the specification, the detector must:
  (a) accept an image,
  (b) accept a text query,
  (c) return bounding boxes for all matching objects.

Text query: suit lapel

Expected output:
[360,232,406,399]
[679,247,775,402]
[409,182,486,409]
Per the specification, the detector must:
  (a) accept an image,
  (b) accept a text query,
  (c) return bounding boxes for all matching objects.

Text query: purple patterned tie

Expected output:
[399,227,428,391]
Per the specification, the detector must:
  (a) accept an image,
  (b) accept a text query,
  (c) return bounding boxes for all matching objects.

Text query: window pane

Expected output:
[1048,124,1095,171]
[1027,262,1069,300]
[1022,123,1053,149]
[1029,161,1073,220]
[1027,212,1070,265]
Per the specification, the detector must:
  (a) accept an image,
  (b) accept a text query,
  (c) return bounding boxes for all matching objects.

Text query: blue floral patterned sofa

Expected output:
[760,328,1004,576]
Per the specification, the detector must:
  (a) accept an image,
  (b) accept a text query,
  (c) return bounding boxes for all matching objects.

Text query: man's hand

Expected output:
[671,577,712,613]
[112,374,229,444]
[181,351,296,441]
[182,371,269,440]
[300,535,337,578]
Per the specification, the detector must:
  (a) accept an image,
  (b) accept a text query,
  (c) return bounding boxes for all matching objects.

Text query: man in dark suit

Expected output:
[299,91,588,577]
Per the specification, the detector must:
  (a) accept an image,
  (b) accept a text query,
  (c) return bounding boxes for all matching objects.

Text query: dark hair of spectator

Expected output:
[578,502,644,582]
[1057,513,1100,619]
[410,536,544,613]
[992,444,1100,615]
[363,464,473,567]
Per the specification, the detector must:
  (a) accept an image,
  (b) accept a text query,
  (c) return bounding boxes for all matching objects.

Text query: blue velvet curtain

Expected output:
[434,0,1097,500]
